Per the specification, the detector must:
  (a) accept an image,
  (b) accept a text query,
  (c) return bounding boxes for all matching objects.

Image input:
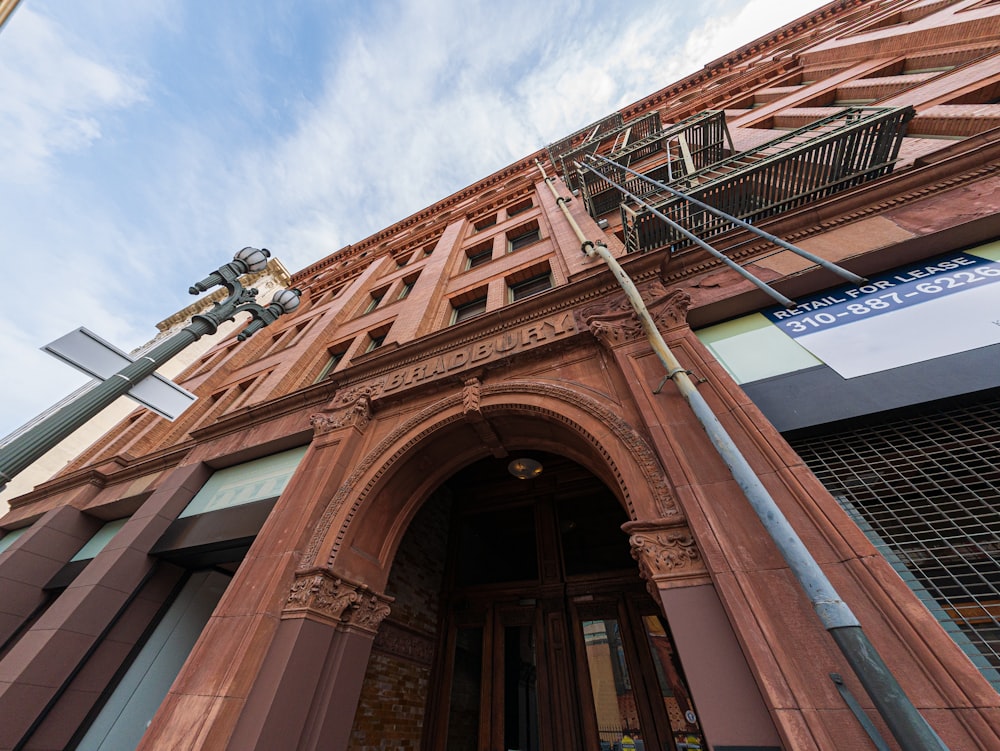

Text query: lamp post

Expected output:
[0,248,301,493]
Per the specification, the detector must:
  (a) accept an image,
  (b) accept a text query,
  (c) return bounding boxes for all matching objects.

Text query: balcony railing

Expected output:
[579,110,732,216]
[618,106,914,255]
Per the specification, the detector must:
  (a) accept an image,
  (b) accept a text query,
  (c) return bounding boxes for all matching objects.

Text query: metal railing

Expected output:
[618,106,914,254]
[579,110,732,216]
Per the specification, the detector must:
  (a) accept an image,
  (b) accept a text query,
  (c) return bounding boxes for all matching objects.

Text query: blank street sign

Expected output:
[42,328,197,421]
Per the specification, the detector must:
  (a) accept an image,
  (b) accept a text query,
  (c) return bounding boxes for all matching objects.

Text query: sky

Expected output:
[0,0,824,439]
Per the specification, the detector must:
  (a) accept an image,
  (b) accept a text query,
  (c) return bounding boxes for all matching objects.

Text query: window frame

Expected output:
[452,296,488,324]
[508,271,553,302]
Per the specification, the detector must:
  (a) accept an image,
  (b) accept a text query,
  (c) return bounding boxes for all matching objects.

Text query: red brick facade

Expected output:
[2,2,1000,749]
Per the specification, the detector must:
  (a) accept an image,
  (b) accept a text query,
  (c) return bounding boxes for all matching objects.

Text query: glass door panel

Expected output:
[503,624,539,751]
[641,614,705,748]
[581,618,645,750]
[445,627,484,751]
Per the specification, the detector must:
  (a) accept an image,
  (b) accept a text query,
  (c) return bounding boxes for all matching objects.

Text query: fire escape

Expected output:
[550,106,915,280]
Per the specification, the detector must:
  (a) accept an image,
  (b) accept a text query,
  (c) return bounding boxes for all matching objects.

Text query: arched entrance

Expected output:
[358,452,705,751]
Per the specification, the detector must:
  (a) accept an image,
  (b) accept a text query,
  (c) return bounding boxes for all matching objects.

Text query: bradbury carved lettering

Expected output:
[381,312,577,394]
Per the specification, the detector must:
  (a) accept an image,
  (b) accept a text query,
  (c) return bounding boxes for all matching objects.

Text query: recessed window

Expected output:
[366,332,387,352]
[452,295,488,324]
[509,271,552,302]
[398,273,419,300]
[465,241,493,270]
[363,288,387,314]
[315,344,350,381]
[474,214,497,232]
[507,198,533,217]
[508,222,541,252]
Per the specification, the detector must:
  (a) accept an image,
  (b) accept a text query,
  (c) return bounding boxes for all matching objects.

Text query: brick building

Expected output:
[1,1,1000,749]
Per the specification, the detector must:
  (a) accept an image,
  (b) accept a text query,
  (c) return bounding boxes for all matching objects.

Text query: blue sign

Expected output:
[759,249,1000,379]
[763,253,1000,337]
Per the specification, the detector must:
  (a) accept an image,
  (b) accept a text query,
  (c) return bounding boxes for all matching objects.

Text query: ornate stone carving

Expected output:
[462,377,482,416]
[284,568,392,631]
[309,393,373,435]
[347,591,393,634]
[580,283,691,347]
[373,620,436,666]
[624,520,709,592]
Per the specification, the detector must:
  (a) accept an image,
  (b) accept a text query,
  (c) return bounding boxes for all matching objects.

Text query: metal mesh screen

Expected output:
[789,396,1000,690]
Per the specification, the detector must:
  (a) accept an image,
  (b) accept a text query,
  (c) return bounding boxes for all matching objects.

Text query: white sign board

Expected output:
[763,252,1000,379]
[43,328,197,420]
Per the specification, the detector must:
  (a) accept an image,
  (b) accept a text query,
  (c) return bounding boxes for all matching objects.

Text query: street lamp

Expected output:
[0,248,301,493]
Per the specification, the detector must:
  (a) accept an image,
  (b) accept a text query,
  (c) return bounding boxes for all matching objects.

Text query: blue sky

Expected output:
[0,0,822,438]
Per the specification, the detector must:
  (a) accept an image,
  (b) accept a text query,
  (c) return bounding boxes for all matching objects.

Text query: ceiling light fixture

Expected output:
[508,457,543,480]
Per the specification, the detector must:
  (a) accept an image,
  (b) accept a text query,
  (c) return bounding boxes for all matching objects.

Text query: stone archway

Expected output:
[300,378,684,591]
[227,377,701,751]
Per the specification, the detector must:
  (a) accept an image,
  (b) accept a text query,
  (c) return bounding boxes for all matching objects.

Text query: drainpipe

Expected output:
[536,160,949,751]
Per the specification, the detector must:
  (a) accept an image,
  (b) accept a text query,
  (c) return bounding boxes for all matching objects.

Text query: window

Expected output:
[509,271,552,302]
[397,273,419,300]
[366,332,387,352]
[70,519,129,562]
[465,241,493,270]
[363,288,387,314]
[0,526,30,555]
[473,214,497,232]
[316,344,350,381]
[452,296,488,324]
[507,222,540,252]
[178,447,309,518]
[507,197,533,217]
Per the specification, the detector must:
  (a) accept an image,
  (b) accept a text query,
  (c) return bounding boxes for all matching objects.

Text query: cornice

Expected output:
[8,443,193,509]
[621,0,860,120]
[291,154,544,284]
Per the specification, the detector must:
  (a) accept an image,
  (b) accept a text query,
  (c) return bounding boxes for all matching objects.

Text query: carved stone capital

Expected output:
[579,283,691,348]
[623,520,709,593]
[284,568,393,632]
[310,393,374,436]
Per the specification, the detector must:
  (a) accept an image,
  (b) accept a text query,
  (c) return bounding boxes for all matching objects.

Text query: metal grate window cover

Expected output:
[789,396,1000,690]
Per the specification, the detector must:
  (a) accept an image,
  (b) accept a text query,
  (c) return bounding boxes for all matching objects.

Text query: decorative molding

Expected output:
[309,388,376,436]
[580,283,692,347]
[284,568,393,633]
[623,519,710,594]
[462,377,482,417]
[301,379,680,570]
[373,620,436,667]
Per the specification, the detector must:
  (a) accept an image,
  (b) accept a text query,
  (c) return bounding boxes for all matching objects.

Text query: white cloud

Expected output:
[0,0,828,441]
[0,7,146,183]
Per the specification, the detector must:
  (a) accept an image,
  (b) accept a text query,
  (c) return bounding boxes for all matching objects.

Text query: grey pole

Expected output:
[537,160,950,751]
[0,248,301,492]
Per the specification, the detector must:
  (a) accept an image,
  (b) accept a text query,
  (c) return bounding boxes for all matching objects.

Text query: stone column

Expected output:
[625,518,781,749]
[0,462,211,750]
[137,388,378,751]
[0,504,101,647]
[228,569,392,751]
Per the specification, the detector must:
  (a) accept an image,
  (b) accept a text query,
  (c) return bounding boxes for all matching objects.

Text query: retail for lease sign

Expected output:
[762,248,1000,378]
